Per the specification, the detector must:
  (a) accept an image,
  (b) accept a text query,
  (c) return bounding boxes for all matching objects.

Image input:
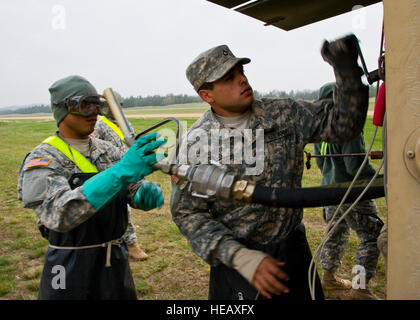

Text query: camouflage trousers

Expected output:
[321,199,383,280]
[122,206,138,245]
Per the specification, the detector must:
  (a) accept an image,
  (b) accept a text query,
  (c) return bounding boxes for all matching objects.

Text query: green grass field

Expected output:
[0,108,386,300]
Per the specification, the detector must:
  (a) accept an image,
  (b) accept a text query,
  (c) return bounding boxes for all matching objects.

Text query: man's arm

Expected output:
[19,159,97,233]
[297,35,369,144]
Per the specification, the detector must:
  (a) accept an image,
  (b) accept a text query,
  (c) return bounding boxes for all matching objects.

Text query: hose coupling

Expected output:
[232,180,256,203]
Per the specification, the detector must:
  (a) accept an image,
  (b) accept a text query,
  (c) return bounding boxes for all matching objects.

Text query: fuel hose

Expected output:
[250,176,385,208]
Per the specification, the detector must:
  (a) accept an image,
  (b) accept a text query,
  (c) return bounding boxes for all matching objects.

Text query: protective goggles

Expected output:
[56,94,106,117]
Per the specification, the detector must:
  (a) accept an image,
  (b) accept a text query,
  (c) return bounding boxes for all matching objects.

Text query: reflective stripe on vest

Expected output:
[42,136,98,173]
[99,116,125,142]
[320,141,328,156]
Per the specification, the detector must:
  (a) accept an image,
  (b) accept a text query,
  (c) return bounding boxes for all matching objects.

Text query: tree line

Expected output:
[0,105,51,115]
[0,86,379,114]
[121,94,201,108]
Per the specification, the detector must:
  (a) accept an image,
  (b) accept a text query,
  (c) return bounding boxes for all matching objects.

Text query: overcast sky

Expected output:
[0,0,383,107]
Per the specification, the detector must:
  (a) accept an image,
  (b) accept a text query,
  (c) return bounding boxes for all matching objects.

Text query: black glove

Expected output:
[321,34,363,86]
[321,34,360,72]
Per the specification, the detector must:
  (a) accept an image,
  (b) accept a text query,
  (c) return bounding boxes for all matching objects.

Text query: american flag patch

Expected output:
[170,175,180,184]
[27,157,52,168]
[90,131,98,138]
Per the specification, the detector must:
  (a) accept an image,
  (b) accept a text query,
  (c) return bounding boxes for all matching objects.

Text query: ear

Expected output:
[198,89,214,104]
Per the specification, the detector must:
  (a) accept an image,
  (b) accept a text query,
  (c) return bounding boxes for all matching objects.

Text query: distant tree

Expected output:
[0,104,51,115]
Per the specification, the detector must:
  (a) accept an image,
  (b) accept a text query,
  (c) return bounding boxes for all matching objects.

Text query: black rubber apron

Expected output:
[209,223,325,300]
[38,173,137,300]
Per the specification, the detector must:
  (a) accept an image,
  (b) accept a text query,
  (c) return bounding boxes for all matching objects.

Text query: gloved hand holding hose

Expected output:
[83,132,167,210]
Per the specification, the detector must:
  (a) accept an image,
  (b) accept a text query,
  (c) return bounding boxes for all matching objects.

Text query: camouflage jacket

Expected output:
[17,132,143,233]
[170,82,369,268]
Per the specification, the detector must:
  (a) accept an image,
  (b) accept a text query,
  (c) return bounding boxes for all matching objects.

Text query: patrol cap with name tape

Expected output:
[186,45,251,92]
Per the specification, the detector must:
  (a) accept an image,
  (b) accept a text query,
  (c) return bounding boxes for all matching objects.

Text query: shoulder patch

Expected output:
[90,131,98,138]
[27,157,52,168]
[171,175,180,184]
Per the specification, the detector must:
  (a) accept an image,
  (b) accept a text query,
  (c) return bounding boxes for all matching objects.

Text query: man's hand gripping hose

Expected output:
[82,133,167,210]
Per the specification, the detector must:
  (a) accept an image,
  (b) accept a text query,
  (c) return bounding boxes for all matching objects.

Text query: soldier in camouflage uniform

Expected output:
[92,103,149,261]
[314,83,383,300]
[17,75,165,299]
[170,35,369,300]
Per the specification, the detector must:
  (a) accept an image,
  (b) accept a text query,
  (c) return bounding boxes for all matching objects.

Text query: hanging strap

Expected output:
[42,136,98,173]
[99,116,125,142]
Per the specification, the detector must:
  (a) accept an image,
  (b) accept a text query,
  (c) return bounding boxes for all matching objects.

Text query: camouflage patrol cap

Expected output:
[186,45,251,92]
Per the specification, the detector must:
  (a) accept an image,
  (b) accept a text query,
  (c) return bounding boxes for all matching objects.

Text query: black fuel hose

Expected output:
[251,176,385,208]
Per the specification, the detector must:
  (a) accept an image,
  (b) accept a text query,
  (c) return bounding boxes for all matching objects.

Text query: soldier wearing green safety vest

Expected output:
[314,82,383,300]
[92,106,154,261]
[17,75,166,300]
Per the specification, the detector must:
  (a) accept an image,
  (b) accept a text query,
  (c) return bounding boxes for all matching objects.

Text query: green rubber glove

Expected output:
[83,132,167,210]
[134,181,164,211]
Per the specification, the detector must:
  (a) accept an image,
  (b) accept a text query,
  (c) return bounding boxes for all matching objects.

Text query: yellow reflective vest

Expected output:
[42,136,98,173]
[320,141,328,156]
